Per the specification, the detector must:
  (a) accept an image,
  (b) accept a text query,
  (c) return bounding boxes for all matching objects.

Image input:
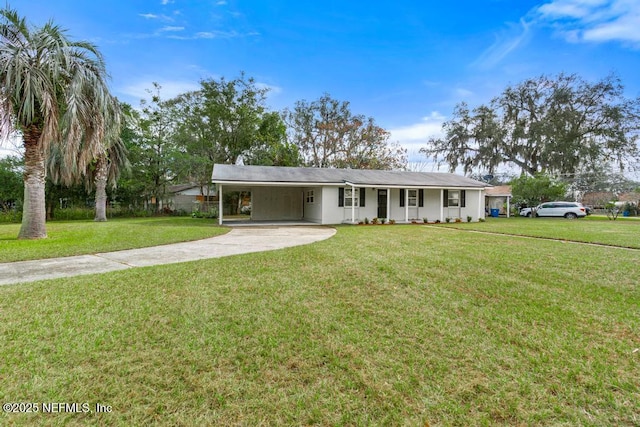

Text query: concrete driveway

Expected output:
[0,226,336,286]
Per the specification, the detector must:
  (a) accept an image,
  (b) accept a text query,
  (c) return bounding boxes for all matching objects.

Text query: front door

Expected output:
[377,190,387,218]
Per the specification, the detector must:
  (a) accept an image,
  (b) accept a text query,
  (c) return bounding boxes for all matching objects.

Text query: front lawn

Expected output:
[441,216,640,249]
[0,217,227,262]
[1,225,638,426]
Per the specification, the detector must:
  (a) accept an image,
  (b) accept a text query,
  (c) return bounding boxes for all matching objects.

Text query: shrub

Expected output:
[52,207,94,221]
[467,215,472,222]
[0,210,21,223]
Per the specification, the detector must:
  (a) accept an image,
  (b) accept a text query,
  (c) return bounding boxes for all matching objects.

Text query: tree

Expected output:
[0,155,22,211]
[88,135,129,221]
[422,74,640,177]
[136,84,180,213]
[284,93,407,170]
[510,174,566,216]
[172,73,272,186]
[0,8,120,238]
[47,102,125,222]
[243,112,301,166]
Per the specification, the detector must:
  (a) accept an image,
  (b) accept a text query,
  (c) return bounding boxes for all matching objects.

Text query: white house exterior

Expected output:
[211,164,488,225]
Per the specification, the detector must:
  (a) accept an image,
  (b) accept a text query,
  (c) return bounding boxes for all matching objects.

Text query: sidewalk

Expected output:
[0,226,336,286]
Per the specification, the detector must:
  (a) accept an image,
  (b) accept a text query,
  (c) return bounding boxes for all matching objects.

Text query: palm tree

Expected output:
[48,102,127,222]
[90,136,129,222]
[0,8,120,239]
[48,138,128,222]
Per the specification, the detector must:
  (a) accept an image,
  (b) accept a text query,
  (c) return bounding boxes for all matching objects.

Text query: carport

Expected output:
[216,183,307,225]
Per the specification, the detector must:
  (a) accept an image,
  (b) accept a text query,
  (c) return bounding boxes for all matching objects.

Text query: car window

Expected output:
[540,203,553,209]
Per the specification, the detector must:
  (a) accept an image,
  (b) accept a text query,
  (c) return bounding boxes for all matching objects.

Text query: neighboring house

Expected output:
[485,185,512,217]
[580,191,615,208]
[581,191,639,208]
[167,183,216,213]
[211,164,488,225]
[618,192,640,206]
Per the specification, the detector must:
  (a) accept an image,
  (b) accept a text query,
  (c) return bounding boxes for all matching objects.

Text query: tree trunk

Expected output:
[18,126,47,239]
[94,154,109,221]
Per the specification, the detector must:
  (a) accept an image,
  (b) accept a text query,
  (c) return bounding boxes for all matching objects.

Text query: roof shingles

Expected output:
[212,164,487,188]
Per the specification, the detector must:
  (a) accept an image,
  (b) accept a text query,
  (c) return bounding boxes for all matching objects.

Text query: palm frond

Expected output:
[0,6,123,185]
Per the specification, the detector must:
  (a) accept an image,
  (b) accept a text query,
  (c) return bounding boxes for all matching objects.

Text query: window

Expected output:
[400,189,424,207]
[408,190,417,207]
[443,190,466,208]
[344,188,359,207]
[306,190,315,204]
[448,190,460,207]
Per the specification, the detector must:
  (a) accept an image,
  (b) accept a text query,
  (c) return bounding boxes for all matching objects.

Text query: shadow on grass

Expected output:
[130,218,222,228]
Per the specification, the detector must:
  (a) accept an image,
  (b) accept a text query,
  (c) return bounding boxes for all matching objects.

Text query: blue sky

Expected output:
[4,0,640,166]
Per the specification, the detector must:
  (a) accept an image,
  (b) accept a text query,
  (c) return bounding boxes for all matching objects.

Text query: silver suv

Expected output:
[520,202,587,219]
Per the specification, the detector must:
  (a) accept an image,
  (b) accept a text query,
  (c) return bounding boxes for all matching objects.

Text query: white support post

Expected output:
[351,184,356,224]
[440,189,444,222]
[404,188,409,223]
[478,190,483,220]
[507,196,511,218]
[218,184,223,225]
[387,188,390,221]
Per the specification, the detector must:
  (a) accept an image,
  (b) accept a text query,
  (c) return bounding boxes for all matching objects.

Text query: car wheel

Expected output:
[526,212,531,217]
[565,212,577,219]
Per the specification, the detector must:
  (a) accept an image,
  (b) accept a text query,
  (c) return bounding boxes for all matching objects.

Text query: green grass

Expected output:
[1,225,638,426]
[441,215,640,249]
[0,217,227,262]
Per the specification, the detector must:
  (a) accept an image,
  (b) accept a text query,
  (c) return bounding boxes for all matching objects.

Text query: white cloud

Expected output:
[255,82,283,96]
[194,31,217,39]
[159,26,184,32]
[387,112,446,158]
[138,13,174,22]
[472,1,640,70]
[535,0,640,46]
[583,11,640,42]
[132,26,255,41]
[454,87,474,98]
[472,19,532,69]
[118,80,201,103]
[192,30,259,39]
[537,0,609,20]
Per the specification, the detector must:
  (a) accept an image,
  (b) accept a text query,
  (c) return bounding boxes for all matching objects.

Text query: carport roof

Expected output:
[212,164,487,188]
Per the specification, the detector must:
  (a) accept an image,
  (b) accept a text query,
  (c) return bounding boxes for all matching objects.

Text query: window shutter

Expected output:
[338,188,344,207]
[360,188,365,207]
[418,189,424,207]
[400,189,405,207]
[461,190,466,207]
[443,190,448,207]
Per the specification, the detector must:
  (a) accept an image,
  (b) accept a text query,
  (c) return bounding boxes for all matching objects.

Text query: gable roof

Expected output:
[211,164,487,188]
[485,185,512,197]
[167,183,199,194]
